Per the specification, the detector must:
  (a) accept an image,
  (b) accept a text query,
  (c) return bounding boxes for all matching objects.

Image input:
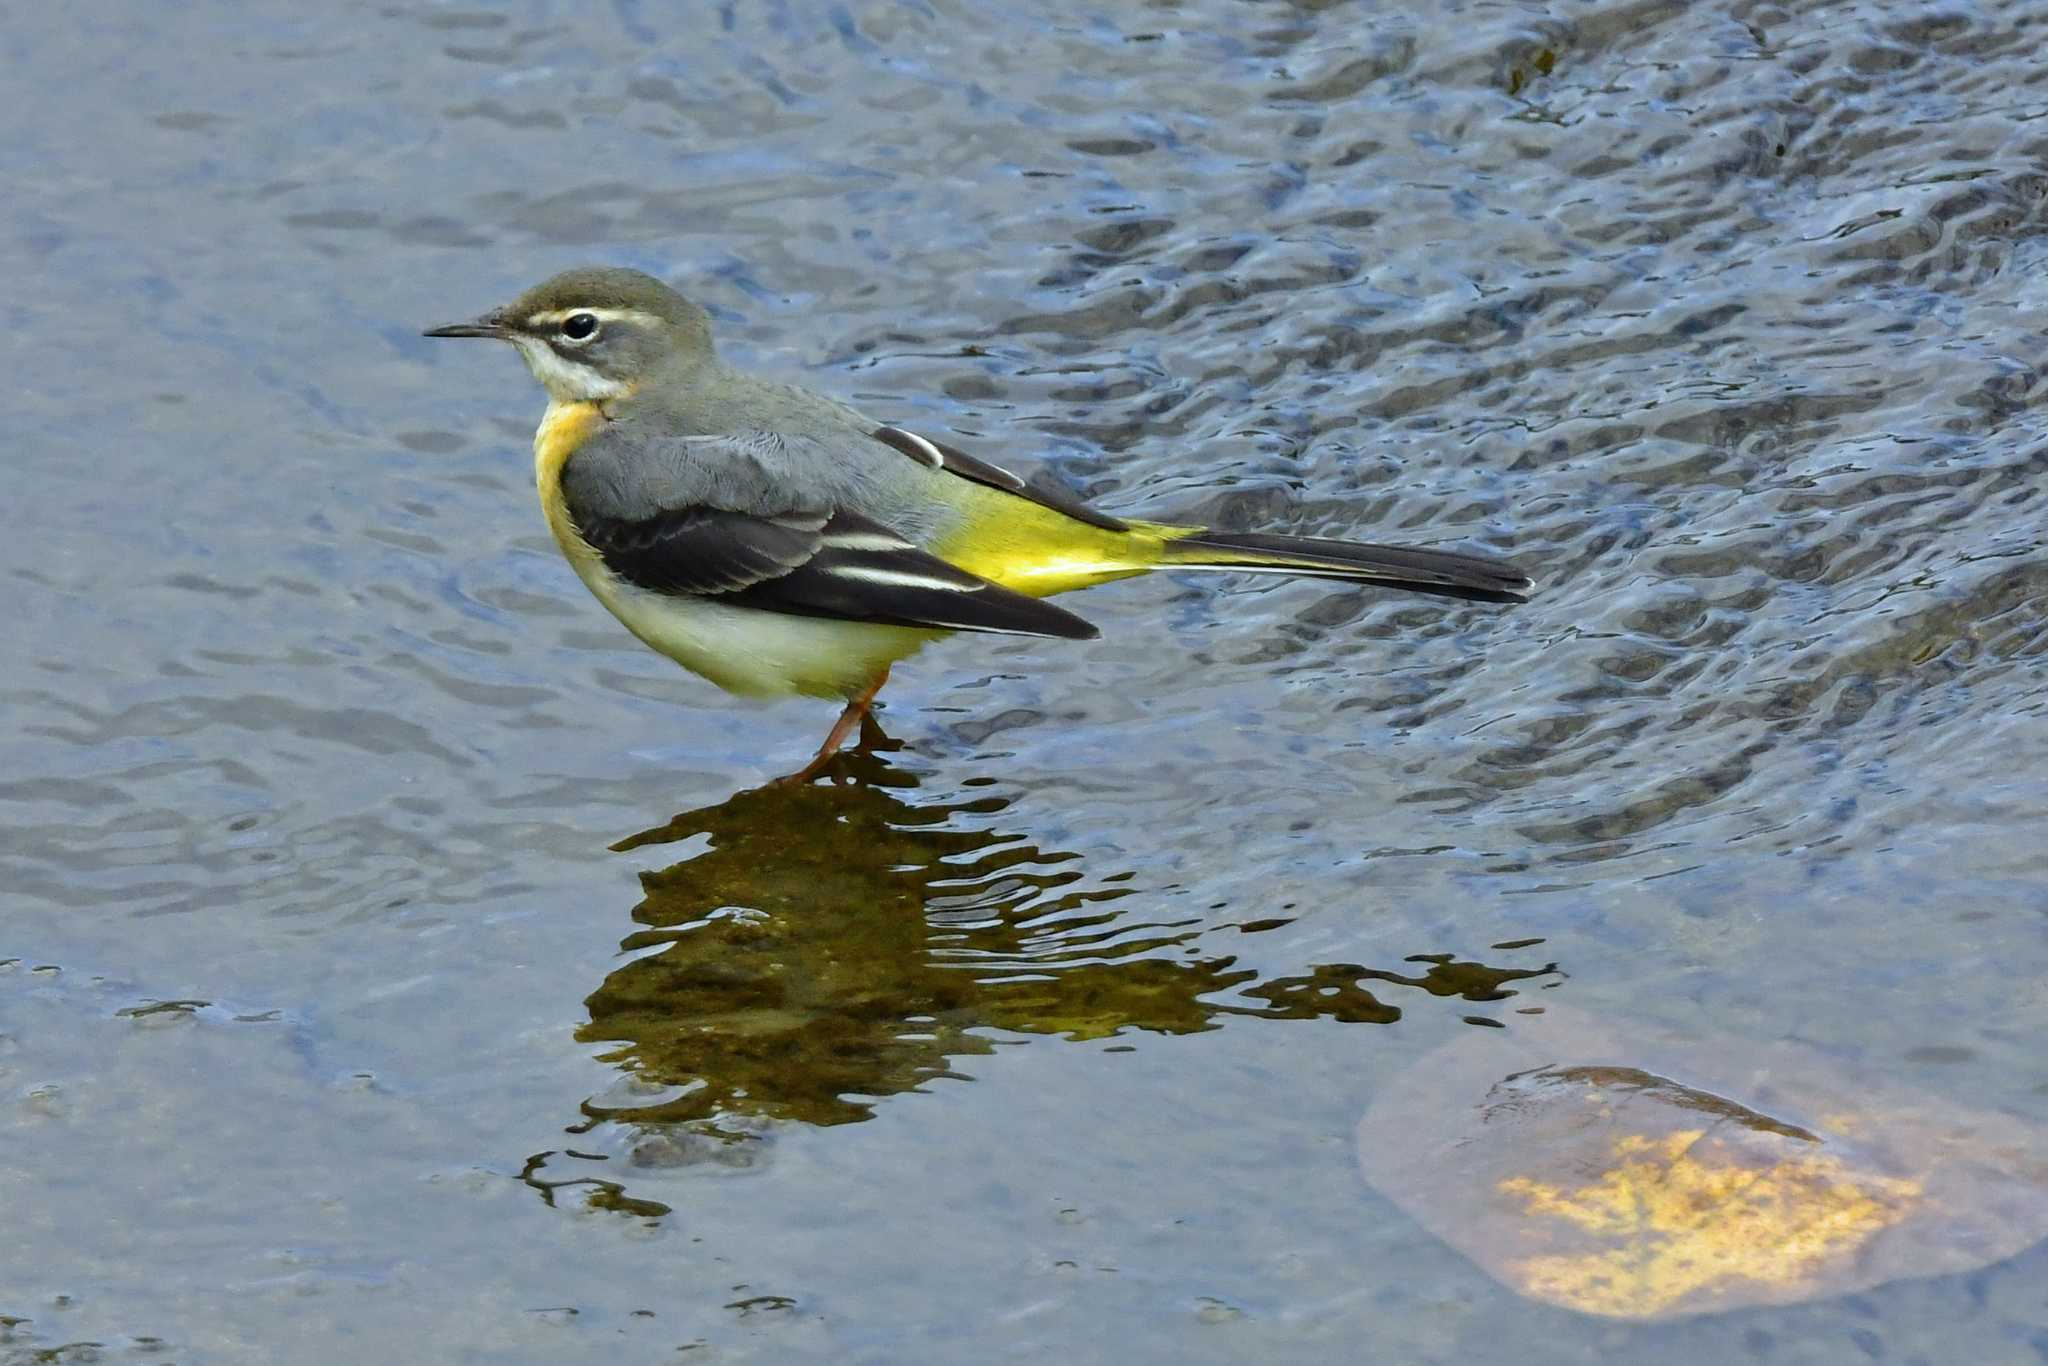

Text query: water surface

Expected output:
[4,1,2045,1361]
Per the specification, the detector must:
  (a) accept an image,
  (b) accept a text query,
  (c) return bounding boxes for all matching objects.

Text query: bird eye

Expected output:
[561,312,599,342]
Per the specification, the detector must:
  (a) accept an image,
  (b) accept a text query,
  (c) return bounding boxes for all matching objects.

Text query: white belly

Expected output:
[590,571,937,699]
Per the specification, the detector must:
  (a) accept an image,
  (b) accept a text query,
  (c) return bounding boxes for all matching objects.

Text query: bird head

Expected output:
[424,266,714,404]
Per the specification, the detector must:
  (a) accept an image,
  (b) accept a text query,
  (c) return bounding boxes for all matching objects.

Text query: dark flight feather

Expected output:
[1166,530,1531,604]
[571,503,1099,639]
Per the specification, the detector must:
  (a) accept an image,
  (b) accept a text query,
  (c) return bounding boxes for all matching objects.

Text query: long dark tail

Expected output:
[1158,529,1531,604]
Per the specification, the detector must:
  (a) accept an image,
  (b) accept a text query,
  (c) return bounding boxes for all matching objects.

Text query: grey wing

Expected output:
[569,502,829,596]
[559,428,823,523]
[560,433,1099,640]
[871,425,1130,532]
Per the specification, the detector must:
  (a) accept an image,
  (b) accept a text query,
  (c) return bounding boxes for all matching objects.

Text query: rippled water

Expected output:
[5,1,2046,1361]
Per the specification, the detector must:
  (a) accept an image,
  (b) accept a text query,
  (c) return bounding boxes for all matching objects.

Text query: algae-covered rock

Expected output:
[1356,1006,2048,1319]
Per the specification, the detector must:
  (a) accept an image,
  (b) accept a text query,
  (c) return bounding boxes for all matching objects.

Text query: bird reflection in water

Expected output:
[566,749,1561,1152]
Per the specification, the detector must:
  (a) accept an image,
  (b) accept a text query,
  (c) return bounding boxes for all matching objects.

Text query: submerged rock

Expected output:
[1356,1006,2048,1320]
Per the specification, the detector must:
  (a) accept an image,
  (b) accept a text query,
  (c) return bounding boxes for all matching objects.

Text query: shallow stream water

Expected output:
[4,1,2046,1361]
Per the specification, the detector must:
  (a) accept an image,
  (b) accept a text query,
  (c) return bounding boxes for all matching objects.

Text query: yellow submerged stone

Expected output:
[1496,1128,1923,1318]
[1354,1005,2048,1322]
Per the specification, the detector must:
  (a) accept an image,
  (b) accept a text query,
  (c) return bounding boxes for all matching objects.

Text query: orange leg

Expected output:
[776,668,891,785]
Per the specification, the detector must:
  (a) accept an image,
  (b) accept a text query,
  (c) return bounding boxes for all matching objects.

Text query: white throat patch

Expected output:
[512,336,629,403]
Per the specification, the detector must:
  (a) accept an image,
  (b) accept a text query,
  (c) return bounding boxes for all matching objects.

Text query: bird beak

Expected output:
[423,309,510,340]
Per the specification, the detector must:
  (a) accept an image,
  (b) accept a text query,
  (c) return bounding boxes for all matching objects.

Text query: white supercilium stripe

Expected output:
[522,306,668,330]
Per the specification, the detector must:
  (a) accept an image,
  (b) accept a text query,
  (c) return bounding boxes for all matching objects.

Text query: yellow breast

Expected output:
[533,400,610,574]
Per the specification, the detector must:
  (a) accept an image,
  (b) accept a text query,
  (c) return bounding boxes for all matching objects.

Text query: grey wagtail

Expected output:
[425,267,1530,779]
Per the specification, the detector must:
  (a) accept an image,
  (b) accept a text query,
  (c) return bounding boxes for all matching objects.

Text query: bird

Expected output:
[425,267,1530,782]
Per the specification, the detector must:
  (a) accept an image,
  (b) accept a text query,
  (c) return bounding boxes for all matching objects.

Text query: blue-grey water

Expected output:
[4,1,2046,1362]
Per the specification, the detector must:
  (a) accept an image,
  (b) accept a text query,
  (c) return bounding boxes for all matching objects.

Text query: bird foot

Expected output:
[765,674,894,786]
